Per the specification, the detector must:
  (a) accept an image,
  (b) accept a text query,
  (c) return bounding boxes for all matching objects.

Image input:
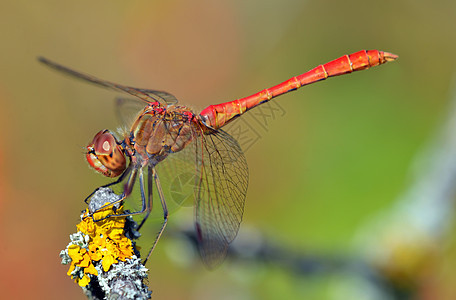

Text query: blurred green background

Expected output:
[1,0,456,299]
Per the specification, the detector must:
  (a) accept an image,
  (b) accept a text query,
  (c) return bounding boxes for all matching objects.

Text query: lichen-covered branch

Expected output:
[60,188,151,299]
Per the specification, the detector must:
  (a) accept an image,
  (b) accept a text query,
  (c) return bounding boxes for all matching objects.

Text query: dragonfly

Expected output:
[39,50,397,268]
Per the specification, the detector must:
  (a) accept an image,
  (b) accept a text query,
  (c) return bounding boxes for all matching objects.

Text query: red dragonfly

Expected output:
[39,50,397,268]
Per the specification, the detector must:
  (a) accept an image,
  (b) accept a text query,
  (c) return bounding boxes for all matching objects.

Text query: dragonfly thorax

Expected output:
[127,105,198,167]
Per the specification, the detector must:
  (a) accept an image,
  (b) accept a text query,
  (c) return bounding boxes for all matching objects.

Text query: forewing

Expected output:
[38,57,178,105]
[194,129,249,268]
[135,89,179,105]
[115,97,147,128]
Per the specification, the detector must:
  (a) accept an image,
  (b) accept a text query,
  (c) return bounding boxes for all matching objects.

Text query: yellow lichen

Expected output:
[66,203,134,286]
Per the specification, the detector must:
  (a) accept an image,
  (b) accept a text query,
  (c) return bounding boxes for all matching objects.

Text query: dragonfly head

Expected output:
[86,130,127,178]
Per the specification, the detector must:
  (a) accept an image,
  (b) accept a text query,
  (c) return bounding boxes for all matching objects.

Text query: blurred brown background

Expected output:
[1,0,456,299]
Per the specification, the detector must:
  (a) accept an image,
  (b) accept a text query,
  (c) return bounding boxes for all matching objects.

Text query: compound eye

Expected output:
[86,130,126,178]
[92,130,117,155]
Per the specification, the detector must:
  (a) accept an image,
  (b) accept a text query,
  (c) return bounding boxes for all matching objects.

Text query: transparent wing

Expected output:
[38,57,178,105]
[115,97,147,129]
[134,89,178,105]
[194,128,249,268]
[154,125,200,212]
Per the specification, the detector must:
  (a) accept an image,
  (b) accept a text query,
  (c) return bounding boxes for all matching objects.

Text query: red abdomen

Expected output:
[200,50,398,129]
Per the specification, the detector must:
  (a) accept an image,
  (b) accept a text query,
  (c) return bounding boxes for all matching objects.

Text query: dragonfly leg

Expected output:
[90,167,154,222]
[137,165,154,231]
[84,164,132,204]
[143,166,169,265]
[89,167,141,221]
[89,165,167,264]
